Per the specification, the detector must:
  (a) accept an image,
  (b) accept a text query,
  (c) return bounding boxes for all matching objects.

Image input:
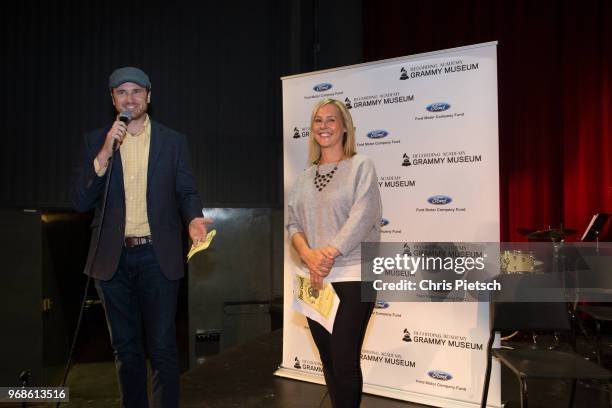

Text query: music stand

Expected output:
[580,213,611,242]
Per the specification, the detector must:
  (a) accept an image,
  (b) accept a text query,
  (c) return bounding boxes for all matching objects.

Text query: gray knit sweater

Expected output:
[286,154,382,267]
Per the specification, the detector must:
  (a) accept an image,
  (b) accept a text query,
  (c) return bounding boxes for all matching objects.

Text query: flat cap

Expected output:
[108,66,151,89]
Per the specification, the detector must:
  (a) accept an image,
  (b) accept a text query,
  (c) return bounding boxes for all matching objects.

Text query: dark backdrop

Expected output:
[2,0,609,241]
[363,0,612,241]
[1,1,278,207]
[0,1,287,208]
[0,0,363,209]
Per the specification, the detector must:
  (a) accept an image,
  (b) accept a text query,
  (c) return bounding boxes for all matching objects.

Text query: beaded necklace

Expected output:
[313,158,341,191]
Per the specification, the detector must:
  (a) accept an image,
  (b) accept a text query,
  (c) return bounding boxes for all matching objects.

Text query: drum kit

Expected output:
[499,226,577,342]
[525,227,577,242]
[500,226,576,274]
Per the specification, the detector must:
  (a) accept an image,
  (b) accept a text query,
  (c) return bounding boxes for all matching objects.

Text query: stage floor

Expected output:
[57,329,611,407]
[180,329,419,408]
[180,330,611,408]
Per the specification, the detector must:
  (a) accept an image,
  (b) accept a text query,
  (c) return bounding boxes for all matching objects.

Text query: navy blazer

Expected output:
[71,120,203,280]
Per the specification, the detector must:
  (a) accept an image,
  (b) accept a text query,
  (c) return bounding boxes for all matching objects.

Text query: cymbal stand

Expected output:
[550,235,566,350]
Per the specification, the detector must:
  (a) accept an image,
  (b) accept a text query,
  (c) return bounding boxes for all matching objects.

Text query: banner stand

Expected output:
[274,367,499,408]
[279,41,501,408]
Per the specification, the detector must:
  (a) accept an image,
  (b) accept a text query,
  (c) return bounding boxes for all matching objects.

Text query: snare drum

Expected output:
[500,250,536,273]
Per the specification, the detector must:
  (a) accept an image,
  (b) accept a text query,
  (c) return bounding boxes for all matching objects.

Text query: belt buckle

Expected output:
[124,236,151,248]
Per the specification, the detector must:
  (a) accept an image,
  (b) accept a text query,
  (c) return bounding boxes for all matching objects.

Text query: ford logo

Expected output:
[380,218,389,227]
[366,130,389,139]
[313,83,333,92]
[427,195,452,205]
[426,102,451,112]
[374,301,390,309]
[428,370,453,381]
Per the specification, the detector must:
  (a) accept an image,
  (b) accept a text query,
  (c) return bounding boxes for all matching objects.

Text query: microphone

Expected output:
[118,111,132,124]
[113,111,132,150]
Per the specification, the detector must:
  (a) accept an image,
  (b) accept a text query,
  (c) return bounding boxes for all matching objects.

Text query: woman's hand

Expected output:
[301,247,334,277]
[321,245,341,259]
[306,246,340,290]
[291,234,341,290]
[310,269,324,290]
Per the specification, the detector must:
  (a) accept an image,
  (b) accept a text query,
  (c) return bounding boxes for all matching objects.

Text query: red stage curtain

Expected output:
[363,0,612,241]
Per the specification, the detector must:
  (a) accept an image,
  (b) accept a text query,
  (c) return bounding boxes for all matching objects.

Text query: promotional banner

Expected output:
[277,42,501,407]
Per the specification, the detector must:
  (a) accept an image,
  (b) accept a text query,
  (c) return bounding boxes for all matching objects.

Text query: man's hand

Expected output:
[96,119,128,166]
[188,217,214,245]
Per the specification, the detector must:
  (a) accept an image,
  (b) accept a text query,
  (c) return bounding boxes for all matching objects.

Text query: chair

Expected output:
[573,253,612,365]
[481,273,612,408]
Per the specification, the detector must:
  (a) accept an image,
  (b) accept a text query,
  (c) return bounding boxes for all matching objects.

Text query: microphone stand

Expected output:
[19,370,30,408]
[57,142,118,407]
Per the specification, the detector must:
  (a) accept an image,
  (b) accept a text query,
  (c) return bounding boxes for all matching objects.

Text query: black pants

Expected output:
[307,281,375,408]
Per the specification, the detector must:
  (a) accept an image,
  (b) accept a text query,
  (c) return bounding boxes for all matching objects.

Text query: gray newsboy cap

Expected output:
[108,66,151,89]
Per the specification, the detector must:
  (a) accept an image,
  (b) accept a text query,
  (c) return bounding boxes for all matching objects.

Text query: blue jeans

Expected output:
[95,243,180,408]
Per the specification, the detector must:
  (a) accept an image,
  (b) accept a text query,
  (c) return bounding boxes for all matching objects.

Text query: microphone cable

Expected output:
[56,140,118,408]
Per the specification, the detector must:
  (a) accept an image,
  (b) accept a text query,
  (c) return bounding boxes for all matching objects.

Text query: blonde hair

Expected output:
[308,98,357,164]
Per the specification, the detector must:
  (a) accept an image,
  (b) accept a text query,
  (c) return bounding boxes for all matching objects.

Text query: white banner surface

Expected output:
[277,42,501,408]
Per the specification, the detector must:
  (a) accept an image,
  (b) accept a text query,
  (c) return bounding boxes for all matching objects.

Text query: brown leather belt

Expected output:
[124,235,153,247]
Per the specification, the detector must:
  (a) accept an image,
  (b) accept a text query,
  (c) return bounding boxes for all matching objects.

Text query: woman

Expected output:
[286,98,382,407]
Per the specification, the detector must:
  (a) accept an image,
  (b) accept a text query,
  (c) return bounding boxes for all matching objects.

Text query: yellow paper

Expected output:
[295,275,335,318]
[187,229,216,261]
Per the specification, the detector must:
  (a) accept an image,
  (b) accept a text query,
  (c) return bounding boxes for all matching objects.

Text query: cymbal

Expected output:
[527,228,577,241]
[517,227,536,237]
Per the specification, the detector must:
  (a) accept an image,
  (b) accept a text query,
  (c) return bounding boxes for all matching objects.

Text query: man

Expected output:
[71,66,210,407]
